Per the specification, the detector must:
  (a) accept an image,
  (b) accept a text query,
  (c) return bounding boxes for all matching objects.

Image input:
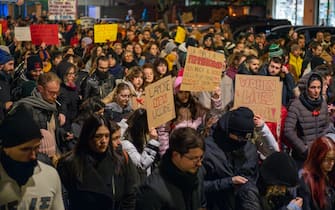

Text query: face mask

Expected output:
[1,152,37,186]
[96,70,109,80]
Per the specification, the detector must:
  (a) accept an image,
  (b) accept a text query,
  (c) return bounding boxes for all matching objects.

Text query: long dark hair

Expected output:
[73,114,123,176]
[123,108,149,153]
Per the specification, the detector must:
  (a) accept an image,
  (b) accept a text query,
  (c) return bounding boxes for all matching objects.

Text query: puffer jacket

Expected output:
[284,73,330,160]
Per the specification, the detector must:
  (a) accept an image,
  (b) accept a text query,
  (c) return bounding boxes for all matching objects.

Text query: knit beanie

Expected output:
[0,105,42,148]
[268,43,283,58]
[260,152,298,186]
[227,107,255,138]
[0,47,13,65]
[27,55,43,72]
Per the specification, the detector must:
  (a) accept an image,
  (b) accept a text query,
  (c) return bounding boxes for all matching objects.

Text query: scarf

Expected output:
[299,92,323,112]
[13,89,57,112]
[0,151,37,186]
[160,150,199,191]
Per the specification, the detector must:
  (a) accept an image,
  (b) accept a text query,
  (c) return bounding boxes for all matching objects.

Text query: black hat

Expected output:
[0,105,42,148]
[227,107,255,138]
[260,152,298,186]
[27,55,42,72]
[55,61,74,81]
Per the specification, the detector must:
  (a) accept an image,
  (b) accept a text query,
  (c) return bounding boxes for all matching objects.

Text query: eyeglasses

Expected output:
[183,155,204,164]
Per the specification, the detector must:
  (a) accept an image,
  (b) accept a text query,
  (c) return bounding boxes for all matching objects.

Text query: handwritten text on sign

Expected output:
[14,27,31,41]
[234,74,282,122]
[30,24,59,45]
[181,46,224,91]
[145,76,175,129]
[94,24,118,43]
[48,0,77,20]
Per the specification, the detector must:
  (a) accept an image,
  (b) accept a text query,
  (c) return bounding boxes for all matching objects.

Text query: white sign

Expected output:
[48,0,77,20]
[14,27,31,41]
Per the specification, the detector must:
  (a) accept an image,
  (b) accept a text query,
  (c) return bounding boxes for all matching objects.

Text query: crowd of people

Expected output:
[0,13,335,210]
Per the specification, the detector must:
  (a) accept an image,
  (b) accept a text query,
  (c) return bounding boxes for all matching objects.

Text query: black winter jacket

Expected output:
[201,136,261,210]
[57,150,138,210]
[135,151,205,210]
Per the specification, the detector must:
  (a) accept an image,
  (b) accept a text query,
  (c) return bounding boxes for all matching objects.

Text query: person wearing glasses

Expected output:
[0,105,64,209]
[83,55,116,100]
[135,127,206,210]
[56,61,80,152]
[11,72,62,165]
[57,114,138,210]
[201,107,262,210]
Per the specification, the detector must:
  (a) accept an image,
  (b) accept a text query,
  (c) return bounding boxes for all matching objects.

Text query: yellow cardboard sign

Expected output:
[234,74,282,123]
[94,24,118,43]
[180,46,224,92]
[175,26,186,44]
[145,76,175,129]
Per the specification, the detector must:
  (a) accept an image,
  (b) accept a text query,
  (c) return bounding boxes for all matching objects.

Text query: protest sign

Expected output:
[30,24,59,45]
[175,26,186,44]
[14,27,31,41]
[48,0,77,20]
[180,46,224,91]
[181,12,193,23]
[94,24,118,43]
[234,74,282,122]
[80,17,95,29]
[145,76,175,129]
[0,19,8,36]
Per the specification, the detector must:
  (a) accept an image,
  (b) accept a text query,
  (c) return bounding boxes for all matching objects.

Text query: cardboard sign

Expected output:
[145,76,176,129]
[48,0,77,20]
[94,24,118,43]
[234,74,282,123]
[14,27,32,41]
[175,26,186,44]
[181,46,224,91]
[30,24,59,45]
[181,12,193,23]
[79,17,95,29]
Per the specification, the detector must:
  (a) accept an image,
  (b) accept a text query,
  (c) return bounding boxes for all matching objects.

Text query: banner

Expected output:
[175,26,186,44]
[234,74,282,122]
[94,24,118,43]
[30,24,59,45]
[145,76,175,129]
[180,46,224,91]
[14,27,31,41]
[48,0,77,20]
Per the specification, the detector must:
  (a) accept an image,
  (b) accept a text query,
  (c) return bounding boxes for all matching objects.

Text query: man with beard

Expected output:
[0,104,64,209]
[0,46,14,123]
[83,55,116,100]
[136,127,206,210]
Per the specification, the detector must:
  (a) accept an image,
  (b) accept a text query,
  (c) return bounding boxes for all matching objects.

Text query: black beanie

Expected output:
[27,55,43,72]
[260,152,298,187]
[228,107,255,138]
[0,105,42,148]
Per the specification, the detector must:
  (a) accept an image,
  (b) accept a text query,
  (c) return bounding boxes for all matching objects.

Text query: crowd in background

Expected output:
[0,12,335,210]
